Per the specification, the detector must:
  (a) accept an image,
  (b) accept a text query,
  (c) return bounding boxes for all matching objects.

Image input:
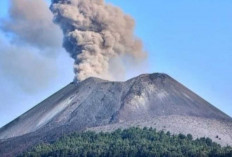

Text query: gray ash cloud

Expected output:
[50,0,146,81]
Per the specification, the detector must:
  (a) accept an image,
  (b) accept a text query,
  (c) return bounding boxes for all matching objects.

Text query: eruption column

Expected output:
[50,0,146,81]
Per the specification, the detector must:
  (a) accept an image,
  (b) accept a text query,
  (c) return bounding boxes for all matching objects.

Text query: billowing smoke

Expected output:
[50,0,146,81]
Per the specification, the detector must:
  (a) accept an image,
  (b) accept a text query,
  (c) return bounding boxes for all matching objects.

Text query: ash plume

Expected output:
[50,0,146,81]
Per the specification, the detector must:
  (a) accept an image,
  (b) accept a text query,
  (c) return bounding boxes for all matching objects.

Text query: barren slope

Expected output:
[88,115,232,146]
[0,73,231,156]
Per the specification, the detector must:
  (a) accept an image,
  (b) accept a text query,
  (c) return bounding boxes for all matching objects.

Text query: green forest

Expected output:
[20,127,232,157]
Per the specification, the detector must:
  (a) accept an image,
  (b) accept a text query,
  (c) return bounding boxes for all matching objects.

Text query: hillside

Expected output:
[0,73,232,156]
[20,127,232,157]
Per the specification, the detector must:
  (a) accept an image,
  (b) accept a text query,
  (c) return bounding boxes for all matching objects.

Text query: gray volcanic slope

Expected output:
[0,73,232,156]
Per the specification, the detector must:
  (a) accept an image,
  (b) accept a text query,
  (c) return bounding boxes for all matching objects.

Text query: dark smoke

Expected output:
[50,0,146,81]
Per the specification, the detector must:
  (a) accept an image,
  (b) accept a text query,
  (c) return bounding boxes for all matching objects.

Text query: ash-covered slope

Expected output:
[0,73,232,156]
[1,73,230,140]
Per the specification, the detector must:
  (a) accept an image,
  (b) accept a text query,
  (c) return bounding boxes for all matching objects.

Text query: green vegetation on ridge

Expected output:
[20,127,232,157]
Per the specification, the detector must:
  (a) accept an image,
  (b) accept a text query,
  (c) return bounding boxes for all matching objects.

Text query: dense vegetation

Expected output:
[20,127,232,157]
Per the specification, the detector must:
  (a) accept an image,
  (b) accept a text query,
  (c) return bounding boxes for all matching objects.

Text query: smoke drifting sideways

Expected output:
[2,0,62,52]
[50,0,147,81]
[0,0,63,92]
[0,42,57,92]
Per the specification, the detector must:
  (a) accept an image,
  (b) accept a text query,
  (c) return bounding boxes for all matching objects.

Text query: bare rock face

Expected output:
[0,73,231,156]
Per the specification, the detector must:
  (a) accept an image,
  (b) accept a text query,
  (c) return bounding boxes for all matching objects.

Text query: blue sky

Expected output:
[0,0,231,127]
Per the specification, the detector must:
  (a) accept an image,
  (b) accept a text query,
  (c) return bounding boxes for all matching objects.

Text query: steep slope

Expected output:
[0,73,231,140]
[0,73,232,156]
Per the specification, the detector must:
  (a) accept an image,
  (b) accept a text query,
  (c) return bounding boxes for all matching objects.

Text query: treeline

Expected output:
[20,127,232,157]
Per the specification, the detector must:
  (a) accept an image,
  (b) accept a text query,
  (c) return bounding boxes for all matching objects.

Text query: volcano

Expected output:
[0,73,232,156]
